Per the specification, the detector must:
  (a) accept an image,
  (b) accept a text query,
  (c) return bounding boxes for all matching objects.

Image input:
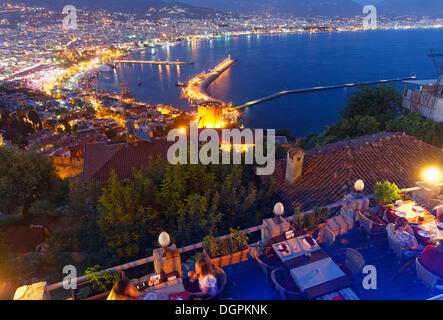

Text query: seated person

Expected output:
[419,240,443,278]
[438,212,443,222]
[186,257,218,299]
[107,279,141,300]
[386,217,424,257]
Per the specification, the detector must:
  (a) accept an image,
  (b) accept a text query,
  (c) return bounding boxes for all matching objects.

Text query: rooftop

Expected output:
[265,132,443,211]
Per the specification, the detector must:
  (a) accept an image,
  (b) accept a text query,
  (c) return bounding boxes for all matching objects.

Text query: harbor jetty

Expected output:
[235,75,417,109]
[182,56,235,104]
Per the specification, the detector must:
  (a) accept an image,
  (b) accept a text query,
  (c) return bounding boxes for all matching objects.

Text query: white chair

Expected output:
[317,227,335,248]
[415,258,443,293]
[343,248,365,276]
[358,210,386,239]
[387,229,405,261]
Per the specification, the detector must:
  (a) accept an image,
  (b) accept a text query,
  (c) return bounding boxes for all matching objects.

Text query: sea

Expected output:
[96,28,443,137]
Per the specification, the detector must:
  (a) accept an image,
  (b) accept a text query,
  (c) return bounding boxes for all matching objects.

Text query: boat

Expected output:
[176,81,187,87]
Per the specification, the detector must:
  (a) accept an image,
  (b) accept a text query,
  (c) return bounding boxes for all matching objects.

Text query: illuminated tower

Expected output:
[197,102,224,129]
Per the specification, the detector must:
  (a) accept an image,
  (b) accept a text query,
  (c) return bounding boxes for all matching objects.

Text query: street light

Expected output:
[422,167,441,185]
[159,231,170,257]
[273,202,284,224]
[354,179,365,192]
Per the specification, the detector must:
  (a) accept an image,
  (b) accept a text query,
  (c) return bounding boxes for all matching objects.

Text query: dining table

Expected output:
[414,220,443,245]
[385,200,435,224]
[271,234,354,300]
[140,278,187,300]
[316,287,360,300]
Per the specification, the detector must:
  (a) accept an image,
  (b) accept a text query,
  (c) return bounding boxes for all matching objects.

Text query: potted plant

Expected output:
[291,207,330,236]
[374,181,401,206]
[313,206,330,228]
[203,228,249,268]
[76,265,121,300]
[292,207,306,231]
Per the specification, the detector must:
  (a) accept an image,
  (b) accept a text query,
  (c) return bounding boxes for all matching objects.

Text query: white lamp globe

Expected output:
[354,179,365,192]
[158,232,170,248]
[273,202,285,217]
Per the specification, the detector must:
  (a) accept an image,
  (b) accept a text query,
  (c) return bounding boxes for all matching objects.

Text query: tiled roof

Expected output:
[264,132,443,211]
[82,139,174,183]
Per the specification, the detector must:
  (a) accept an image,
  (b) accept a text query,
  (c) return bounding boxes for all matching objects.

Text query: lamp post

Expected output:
[158,231,170,257]
[354,179,364,197]
[422,167,441,186]
[273,202,285,224]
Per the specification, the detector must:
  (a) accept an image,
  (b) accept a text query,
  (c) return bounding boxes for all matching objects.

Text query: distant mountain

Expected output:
[377,0,443,17]
[177,0,363,17]
[12,0,224,18]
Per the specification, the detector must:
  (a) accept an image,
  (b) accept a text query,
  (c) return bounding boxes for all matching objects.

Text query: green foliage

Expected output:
[96,155,274,261]
[292,207,306,230]
[203,228,249,258]
[291,207,330,230]
[374,181,401,205]
[312,206,330,223]
[68,179,102,214]
[0,146,58,217]
[340,84,401,123]
[386,112,443,148]
[97,171,156,258]
[84,265,121,294]
[304,211,317,230]
[230,227,249,250]
[299,84,403,150]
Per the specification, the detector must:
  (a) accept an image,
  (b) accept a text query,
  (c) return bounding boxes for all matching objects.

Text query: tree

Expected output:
[340,84,401,125]
[386,112,443,148]
[0,147,58,217]
[97,171,158,258]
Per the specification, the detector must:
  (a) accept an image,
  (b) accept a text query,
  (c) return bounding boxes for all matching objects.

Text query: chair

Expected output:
[415,258,443,293]
[358,210,386,239]
[206,265,227,300]
[249,246,281,279]
[387,230,405,261]
[270,267,305,300]
[340,248,365,276]
[317,227,335,248]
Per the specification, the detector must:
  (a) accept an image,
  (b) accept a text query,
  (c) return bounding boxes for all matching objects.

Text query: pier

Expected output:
[235,75,417,110]
[114,60,194,65]
[182,57,236,104]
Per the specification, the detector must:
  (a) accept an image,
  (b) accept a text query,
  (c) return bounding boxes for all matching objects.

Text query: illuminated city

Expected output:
[0,0,442,309]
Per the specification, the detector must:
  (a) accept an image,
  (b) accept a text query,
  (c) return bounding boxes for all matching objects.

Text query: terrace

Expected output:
[15,182,443,301]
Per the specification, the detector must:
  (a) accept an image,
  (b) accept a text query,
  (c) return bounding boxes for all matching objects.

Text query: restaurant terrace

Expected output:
[14,179,443,300]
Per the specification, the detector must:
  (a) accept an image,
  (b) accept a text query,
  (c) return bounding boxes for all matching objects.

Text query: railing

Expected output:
[45,183,442,299]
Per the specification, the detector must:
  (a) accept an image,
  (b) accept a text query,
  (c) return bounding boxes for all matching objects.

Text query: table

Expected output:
[272,234,353,299]
[317,288,360,300]
[417,221,443,241]
[272,235,321,264]
[386,201,435,224]
[290,257,352,299]
[142,278,186,300]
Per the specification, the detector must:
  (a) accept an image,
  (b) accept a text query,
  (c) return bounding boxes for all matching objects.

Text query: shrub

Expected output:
[203,228,249,258]
[292,207,306,230]
[84,265,121,295]
[374,181,401,205]
[304,211,317,230]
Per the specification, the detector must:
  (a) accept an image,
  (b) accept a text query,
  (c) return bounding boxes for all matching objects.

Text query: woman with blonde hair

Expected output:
[186,257,218,299]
